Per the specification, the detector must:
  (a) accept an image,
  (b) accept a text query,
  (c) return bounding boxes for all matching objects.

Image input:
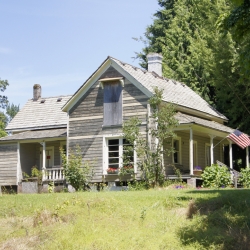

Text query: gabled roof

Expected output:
[110,57,227,121]
[6,95,71,132]
[63,56,227,122]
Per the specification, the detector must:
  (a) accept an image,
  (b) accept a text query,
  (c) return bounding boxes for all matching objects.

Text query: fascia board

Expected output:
[62,60,112,112]
[174,124,230,138]
[0,137,66,144]
[6,125,67,133]
[175,105,227,123]
[192,124,229,138]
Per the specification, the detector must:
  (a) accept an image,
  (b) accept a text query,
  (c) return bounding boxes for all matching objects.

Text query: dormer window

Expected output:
[99,78,124,126]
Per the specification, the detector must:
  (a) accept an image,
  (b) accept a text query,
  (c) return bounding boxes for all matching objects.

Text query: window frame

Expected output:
[103,135,137,174]
[103,81,123,126]
[205,143,211,167]
[172,137,182,164]
[193,141,198,167]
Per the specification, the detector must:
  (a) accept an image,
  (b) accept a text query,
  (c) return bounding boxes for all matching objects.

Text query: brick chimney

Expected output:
[147,53,163,77]
[33,84,41,101]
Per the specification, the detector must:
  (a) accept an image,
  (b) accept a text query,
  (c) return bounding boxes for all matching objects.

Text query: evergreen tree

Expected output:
[136,0,237,106]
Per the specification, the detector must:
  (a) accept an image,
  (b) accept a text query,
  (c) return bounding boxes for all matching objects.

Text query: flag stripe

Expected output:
[228,130,250,149]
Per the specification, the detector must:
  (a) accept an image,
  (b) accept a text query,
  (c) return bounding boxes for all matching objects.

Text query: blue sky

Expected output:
[0,0,159,109]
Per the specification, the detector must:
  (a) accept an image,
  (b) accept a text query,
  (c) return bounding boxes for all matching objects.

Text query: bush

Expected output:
[239,168,250,188]
[60,146,94,191]
[201,164,231,188]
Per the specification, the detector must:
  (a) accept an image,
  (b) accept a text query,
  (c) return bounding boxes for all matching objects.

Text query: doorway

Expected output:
[40,146,54,168]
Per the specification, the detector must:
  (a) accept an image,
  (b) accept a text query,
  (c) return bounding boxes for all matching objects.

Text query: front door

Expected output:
[40,146,54,169]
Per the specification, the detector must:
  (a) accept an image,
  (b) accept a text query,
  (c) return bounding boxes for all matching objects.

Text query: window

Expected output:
[173,138,181,164]
[103,81,122,126]
[205,143,211,167]
[105,138,134,174]
[193,141,198,167]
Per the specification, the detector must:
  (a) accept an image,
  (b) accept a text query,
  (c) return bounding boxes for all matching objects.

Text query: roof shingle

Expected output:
[6,95,71,131]
[111,57,227,121]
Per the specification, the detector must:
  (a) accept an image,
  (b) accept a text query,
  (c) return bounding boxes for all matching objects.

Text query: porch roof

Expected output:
[175,112,234,133]
[0,128,67,142]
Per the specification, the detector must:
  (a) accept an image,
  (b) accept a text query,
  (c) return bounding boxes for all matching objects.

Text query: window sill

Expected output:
[102,124,123,129]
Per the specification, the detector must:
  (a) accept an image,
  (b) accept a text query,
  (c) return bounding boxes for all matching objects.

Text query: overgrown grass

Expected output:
[0,189,250,250]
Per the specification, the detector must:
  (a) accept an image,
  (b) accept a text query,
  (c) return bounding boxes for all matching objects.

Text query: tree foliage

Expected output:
[6,103,19,123]
[0,78,19,137]
[137,0,250,136]
[122,87,178,187]
[0,79,8,109]
[136,0,237,105]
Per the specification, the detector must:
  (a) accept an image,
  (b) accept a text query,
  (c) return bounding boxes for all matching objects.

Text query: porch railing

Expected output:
[42,167,64,181]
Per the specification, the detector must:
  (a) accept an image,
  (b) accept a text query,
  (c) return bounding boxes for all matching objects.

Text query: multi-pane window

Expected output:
[103,81,122,126]
[108,139,120,169]
[106,138,134,173]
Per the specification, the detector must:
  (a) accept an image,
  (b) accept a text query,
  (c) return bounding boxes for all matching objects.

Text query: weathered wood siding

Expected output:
[164,131,223,175]
[0,143,18,186]
[68,66,148,182]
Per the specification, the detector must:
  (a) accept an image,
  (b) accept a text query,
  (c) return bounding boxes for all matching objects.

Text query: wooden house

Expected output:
[0,53,241,190]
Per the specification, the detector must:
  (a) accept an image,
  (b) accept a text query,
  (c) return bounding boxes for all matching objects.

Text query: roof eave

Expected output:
[6,124,67,133]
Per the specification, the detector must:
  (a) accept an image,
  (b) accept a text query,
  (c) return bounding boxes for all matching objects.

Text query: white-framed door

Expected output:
[40,146,54,168]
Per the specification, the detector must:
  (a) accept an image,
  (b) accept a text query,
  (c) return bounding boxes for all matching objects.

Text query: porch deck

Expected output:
[166,174,202,180]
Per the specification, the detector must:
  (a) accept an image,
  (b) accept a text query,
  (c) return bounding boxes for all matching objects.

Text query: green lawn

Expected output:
[0,188,250,250]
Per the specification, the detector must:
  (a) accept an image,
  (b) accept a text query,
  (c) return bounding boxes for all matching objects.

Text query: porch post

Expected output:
[42,141,46,170]
[66,111,69,160]
[16,142,21,184]
[189,127,193,175]
[229,140,233,170]
[209,135,215,165]
[246,146,249,168]
[42,141,46,180]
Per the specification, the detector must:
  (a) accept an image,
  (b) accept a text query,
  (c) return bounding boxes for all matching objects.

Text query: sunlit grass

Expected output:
[0,189,249,249]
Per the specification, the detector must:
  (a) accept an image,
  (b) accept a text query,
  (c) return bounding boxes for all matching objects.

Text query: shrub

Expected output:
[239,168,250,188]
[60,145,94,191]
[201,164,231,188]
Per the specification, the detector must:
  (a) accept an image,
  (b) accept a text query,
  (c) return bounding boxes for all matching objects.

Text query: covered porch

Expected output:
[1,128,67,184]
[164,113,248,178]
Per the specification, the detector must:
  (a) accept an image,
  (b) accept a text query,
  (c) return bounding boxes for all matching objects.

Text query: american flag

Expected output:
[227,130,250,149]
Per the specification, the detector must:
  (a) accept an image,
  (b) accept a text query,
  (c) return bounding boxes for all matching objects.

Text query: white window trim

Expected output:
[193,141,198,167]
[103,134,137,174]
[172,137,182,164]
[205,143,211,167]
